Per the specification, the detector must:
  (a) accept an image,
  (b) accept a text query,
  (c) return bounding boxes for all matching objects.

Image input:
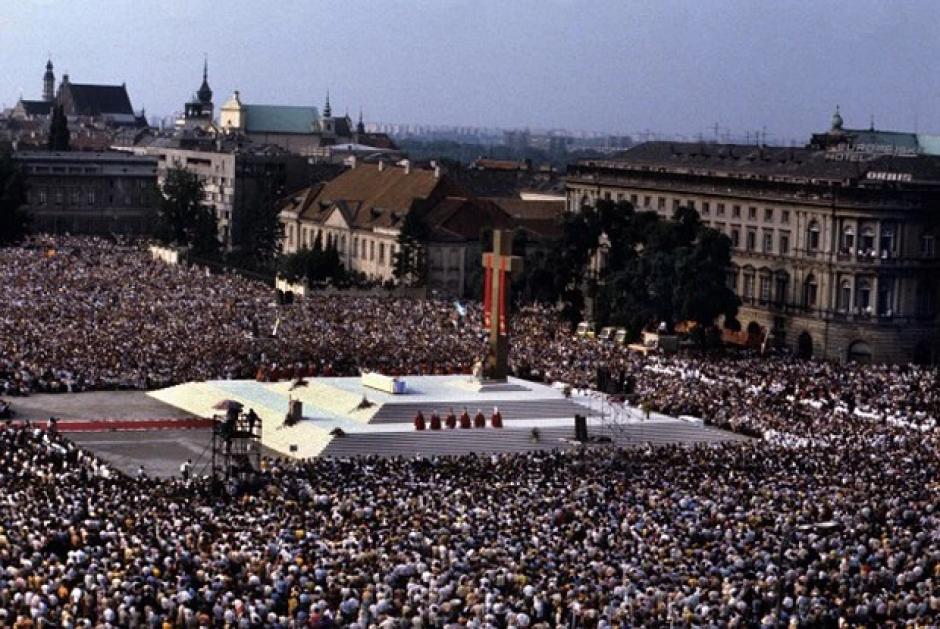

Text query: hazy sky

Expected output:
[3,0,939,141]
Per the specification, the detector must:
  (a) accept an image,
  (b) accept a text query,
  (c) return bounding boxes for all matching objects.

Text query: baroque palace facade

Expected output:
[566,116,940,364]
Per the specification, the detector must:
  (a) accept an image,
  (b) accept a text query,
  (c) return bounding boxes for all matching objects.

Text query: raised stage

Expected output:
[147,375,748,459]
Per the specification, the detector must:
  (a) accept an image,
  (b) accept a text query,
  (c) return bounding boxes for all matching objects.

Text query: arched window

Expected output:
[838,279,852,311]
[804,274,818,307]
[807,220,820,251]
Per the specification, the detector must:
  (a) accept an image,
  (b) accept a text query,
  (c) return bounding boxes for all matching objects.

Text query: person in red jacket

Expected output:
[429,410,442,430]
[459,408,472,429]
[474,409,486,428]
[414,411,426,431]
[445,408,457,429]
[491,406,503,428]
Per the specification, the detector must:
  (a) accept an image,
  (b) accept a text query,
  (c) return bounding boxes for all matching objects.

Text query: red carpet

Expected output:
[6,418,213,432]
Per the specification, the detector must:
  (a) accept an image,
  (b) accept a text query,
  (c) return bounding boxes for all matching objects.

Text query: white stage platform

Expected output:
[147,375,699,459]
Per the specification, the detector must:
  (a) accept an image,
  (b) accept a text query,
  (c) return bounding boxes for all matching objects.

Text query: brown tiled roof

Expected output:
[489,197,565,221]
[422,197,512,242]
[283,164,464,229]
[279,164,510,242]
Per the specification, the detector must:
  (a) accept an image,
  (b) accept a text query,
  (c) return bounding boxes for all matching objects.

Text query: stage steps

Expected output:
[319,422,749,458]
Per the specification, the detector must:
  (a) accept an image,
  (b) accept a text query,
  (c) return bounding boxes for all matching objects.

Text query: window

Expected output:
[658,197,666,210]
[779,232,790,255]
[630,194,638,205]
[672,199,680,211]
[860,226,875,252]
[838,280,852,311]
[702,201,710,215]
[743,272,755,300]
[922,234,936,258]
[880,224,895,256]
[746,229,756,252]
[781,210,790,224]
[759,275,771,303]
[774,273,788,305]
[687,200,696,211]
[807,221,820,251]
[762,230,773,253]
[379,242,385,264]
[764,208,774,222]
[804,275,818,307]
[643,195,651,208]
[87,191,95,205]
[370,240,375,261]
[604,191,611,201]
[916,280,936,316]
[731,227,740,248]
[877,279,894,316]
[732,205,741,218]
[726,268,738,291]
[856,279,872,313]
[717,203,725,216]
[38,190,47,206]
[748,206,757,220]
[841,226,855,252]
[616,193,623,202]
[71,190,80,205]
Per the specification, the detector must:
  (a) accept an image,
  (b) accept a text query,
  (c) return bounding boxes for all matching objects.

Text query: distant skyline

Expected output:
[3,0,940,141]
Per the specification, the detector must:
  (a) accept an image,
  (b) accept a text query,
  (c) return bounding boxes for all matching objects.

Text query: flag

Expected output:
[272,315,280,338]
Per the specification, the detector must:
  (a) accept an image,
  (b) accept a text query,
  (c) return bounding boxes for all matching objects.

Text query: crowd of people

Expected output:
[0,235,938,626]
[1,407,937,627]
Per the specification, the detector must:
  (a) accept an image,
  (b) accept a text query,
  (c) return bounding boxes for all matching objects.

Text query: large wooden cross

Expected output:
[481,229,523,381]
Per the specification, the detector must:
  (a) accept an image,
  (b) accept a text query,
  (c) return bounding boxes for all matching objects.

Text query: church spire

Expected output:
[197,54,213,105]
[43,58,55,102]
[356,107,365,134]
[323,90,332,118]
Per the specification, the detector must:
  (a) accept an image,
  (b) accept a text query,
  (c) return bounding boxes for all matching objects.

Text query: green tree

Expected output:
[393,210,429,287]
[234,173,283,266]
[47,105,71,152]
[0,153,29,245]
[157,166,218,257]
[558,198,738,336]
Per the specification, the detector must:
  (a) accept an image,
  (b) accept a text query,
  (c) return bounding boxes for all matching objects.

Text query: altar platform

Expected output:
[147,375,747,459]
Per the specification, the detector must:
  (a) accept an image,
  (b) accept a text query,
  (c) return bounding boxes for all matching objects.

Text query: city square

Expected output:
[1,2,939,627]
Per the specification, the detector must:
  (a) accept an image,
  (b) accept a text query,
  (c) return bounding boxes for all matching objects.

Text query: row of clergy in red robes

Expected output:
[414,408,503,430]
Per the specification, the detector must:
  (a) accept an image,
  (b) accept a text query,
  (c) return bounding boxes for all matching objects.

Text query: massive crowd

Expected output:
[0,236,938,627]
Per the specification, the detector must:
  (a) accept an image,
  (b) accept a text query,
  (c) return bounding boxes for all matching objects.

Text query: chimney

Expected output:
[434,164,442,179]
[378,160,385,172]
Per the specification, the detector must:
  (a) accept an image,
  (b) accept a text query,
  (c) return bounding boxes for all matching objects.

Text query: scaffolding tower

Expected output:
[210,410,262,485]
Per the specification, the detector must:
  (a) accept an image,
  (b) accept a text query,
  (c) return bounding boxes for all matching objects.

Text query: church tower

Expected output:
[196,57,213,108]
[43,59,55,102]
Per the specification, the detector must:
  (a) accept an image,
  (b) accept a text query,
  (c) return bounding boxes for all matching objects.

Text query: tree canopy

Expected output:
[547,199,739,335]
[392,210,429,287]
[47,105,70,152]
[156,166,218,257]
[278,231,346,286]
[0,152,29,245]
